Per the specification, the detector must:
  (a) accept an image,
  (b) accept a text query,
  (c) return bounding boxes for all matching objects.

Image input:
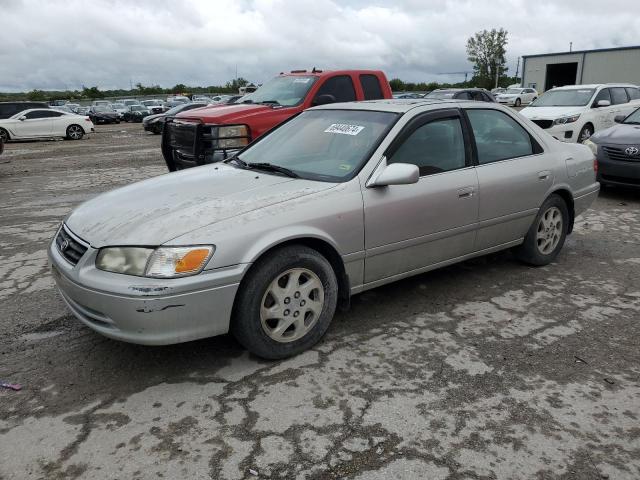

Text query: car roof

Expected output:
[312,98,499,113]
[280,69,384,78]
[552,83,638,90]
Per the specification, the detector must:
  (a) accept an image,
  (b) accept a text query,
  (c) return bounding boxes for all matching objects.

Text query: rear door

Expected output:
[465,107,554,250]
[362,109,479,283]
[610,87,633,119]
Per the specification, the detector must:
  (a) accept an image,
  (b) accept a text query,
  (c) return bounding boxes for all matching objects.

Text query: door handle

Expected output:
[538,170,551,180]
[457,186,474,198]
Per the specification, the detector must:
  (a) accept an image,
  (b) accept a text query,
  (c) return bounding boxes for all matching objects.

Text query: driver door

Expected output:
[12,110,54,137]
[362,109,479,284]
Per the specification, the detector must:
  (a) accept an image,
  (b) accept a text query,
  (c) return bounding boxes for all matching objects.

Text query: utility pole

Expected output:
[515,57,520,81]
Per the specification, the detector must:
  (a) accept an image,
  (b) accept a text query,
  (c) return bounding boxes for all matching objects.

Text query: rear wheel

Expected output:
[66,124,84,140]
[514,97,522,107]
[0,128,9,142]
[515,194,569,266]
[231,245,338,359]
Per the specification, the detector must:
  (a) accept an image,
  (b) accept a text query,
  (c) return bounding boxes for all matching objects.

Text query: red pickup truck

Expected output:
[161,69,392,170]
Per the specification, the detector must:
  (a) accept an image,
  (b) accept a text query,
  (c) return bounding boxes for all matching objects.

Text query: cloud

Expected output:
[0,0,639,91]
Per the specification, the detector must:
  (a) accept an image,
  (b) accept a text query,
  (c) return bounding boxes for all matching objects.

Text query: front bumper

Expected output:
[529,120,578,142]
[48,228,245,345]
[597,146,640,187]
[497,98,517,105]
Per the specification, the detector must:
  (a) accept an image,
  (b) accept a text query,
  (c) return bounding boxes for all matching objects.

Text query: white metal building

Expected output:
[521,45,640,92]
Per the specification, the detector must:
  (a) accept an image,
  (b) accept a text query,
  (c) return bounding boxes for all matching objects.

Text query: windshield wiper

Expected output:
[224,156,248,168]
[247,162,299,178]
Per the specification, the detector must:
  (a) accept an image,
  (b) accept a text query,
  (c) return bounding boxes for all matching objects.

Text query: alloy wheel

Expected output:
[68,125,83,140]
[260,268,325,343]
[536,206,563,255]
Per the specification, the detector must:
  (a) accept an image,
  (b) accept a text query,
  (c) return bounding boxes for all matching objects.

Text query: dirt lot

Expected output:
[0,122,639,480]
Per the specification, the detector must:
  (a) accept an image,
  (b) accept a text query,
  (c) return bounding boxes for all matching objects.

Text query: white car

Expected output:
[520,84,640,143]
[0,109,94,142]
[496,88,538,107]
[166,95,190,104]
[111,103,128,118]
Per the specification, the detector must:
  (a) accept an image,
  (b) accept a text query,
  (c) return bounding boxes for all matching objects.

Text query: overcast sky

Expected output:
[1,0,639,92]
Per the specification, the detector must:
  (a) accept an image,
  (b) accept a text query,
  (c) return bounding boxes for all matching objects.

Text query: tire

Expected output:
[231,245,339,359]
[153,124,162,135]
[66,124,84,140]
[514,97,522,107]
[0,128,9,143]
[514,194,569,266]
[578,124,593,143]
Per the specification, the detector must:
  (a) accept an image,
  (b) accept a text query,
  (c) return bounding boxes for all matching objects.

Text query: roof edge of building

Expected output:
[522,45,640,59]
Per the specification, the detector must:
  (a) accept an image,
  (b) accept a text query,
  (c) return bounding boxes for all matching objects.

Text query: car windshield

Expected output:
[130,106,145,111]
[425,90,456,99]
[94,106,113,112]
[166,103,205,115]
[530,88,595,107]
[112,104,124,108]
[235,109,398,182]
[505,89,522,94]
[241,76,318,106]
[623,107,640,124]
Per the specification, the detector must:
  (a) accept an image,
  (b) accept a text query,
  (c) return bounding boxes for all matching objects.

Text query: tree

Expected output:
[26,89,47,101]
[172,84,188,93]
[389,78,404,91]
[82,86,104,99]
[466,28,509,90]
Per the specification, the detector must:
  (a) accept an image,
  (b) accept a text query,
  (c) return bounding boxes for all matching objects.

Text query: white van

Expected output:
[520,84,640,143]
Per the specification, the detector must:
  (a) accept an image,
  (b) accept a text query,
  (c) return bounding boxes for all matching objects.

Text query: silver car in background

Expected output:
[49,99,599,359]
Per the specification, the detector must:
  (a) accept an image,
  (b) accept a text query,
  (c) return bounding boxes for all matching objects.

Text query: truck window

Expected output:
[360,74,384,100]
[315,75,356,103]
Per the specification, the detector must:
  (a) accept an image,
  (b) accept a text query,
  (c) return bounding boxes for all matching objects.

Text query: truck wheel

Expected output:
[514,194,569,266]
[231,245,338,359]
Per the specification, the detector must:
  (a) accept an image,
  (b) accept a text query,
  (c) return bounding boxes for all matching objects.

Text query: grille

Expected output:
[168,120,199,157]
[603,145,640,162]
[531,119,553,129]
[55,226,88,266]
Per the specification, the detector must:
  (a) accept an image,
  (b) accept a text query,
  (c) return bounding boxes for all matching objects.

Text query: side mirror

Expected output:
[595,99,611,108]
[614,114,626,123]
[368,162,419,187]
[19,116,26,121]
[312,94,336,106]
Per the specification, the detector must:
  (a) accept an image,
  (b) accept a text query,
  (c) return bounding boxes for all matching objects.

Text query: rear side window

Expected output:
[466,109,535,164]
[625,87,640,100]
[360,74,384,100]
[315,75,356,103]
[610,88,629,105]
[455,91,473,100]
[388,117,466,176]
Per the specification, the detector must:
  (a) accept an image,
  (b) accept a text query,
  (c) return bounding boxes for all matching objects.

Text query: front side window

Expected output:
[314,75,357,103]
[388,117,466,176]
[466,109,534,164]
[593,88,611,105]
[610,88,629,105]
[240,75,318,107]
[360,74,384,100]
[237,109,398,182]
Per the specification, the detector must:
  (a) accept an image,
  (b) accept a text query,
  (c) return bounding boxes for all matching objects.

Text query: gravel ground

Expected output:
[0,122,639,480]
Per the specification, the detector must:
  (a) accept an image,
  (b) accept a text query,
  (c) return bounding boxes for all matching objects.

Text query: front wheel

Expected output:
[66,124,84,140]
[578,124,593,143]
[514,98,522,107]
[514,194,569,266]
[0,128,9,143]
[231,245,338,359]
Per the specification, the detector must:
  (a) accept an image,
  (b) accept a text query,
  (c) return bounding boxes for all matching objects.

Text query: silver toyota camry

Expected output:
[49,99,600,359]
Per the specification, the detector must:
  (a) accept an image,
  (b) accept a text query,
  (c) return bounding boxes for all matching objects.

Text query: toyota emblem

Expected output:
[625,146,639,156]
[60,239,69,251]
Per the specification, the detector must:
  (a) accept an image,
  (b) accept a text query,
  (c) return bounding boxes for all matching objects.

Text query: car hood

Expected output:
[66,164,337,248]
[520,106,584,119]
[144,113,165,123]
[176,103,293,123]
[591,123,640,144]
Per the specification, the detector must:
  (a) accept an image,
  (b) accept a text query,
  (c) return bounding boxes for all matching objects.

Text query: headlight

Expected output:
[583,139,598,156]
[215,124,250,149]
[96,247,153,276]
[553,114,580,125]
[96,245,214,278]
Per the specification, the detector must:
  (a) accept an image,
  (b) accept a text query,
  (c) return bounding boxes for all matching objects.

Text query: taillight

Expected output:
[593,158,598,173]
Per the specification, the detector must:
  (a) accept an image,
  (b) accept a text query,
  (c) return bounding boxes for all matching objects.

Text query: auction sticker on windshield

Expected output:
[324,124,365,135]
